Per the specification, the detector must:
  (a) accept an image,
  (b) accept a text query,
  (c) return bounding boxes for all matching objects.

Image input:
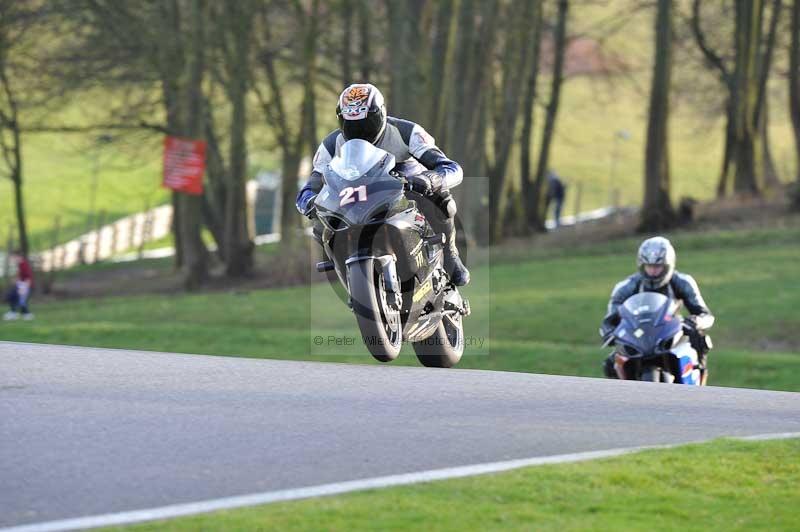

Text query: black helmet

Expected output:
[637,237,676,289]
[336,83,387,144]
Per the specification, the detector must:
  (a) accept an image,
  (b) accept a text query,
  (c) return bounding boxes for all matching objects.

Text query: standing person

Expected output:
[546,170,566,228]
[4,249,34,321]
[296,83,470,286]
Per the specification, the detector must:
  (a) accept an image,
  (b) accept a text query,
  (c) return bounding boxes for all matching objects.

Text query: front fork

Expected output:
[345,254,402,311]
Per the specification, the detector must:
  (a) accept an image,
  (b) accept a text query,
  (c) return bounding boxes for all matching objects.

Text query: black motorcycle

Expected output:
[310,139,470,367]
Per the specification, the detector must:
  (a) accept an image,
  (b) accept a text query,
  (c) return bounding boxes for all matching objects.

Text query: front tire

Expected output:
[412,312,464,368]
[641,368,662,382]
[349,259,402,362]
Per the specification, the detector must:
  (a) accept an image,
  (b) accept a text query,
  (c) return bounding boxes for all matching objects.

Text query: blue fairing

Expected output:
[613,292,701,385]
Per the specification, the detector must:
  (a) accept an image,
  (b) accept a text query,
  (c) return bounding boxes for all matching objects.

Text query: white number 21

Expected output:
[339,185,368,206]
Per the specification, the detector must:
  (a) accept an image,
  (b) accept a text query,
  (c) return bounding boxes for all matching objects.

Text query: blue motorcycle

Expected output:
[604,292,709,385]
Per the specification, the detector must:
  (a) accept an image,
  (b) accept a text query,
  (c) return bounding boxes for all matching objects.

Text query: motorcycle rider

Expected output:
[295,83,470,286]
[600,236,714,380]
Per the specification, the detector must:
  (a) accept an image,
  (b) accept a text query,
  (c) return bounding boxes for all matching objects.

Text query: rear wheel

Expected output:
[412,312,464,368]
[349,259,402,362]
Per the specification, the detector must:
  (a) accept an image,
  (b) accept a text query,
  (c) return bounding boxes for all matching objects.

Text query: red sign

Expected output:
[163,136,206,195]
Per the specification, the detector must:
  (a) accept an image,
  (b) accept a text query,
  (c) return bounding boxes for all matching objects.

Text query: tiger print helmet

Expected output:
[336,83,387,144]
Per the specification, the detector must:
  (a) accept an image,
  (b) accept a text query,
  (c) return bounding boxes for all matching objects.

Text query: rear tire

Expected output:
[412,312,464,368]
[349,259,402,362]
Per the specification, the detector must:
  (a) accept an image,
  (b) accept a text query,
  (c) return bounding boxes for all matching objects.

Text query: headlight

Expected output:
[623,344,639,357]
[320,213,350,232]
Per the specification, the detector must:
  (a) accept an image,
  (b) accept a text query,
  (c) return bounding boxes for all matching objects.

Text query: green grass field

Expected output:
[106,437,800,531]
[2,225,798,392]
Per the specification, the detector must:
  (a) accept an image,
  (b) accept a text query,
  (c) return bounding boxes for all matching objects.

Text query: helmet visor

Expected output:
[644,264,665,278]
[340,111,385,143]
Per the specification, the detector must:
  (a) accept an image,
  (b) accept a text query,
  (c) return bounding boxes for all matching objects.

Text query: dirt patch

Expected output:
[37,245,317,302]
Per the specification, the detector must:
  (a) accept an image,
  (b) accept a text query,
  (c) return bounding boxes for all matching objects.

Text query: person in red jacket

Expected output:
[4,249,34,321]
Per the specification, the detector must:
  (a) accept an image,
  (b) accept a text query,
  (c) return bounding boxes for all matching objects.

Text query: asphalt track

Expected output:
[2,341,799,529]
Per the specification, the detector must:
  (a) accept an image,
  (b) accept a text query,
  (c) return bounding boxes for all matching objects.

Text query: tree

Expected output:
[386,0,427,124]
[487,0,539,241]
[530,0,570,232]
[444,0,500,246]
[519,1,545,234]
[689,0,737,196]
[791,0,800,204]
[51,0,212,287]
[157,0,211,289]
[690,0,783,196]
[641,0,676,232]
[253,0,320,246]
[731,0,783,194]
[0,1,40,258]
[210,0,257,277]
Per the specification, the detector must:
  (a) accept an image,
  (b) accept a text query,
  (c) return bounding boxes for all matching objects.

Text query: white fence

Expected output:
[37,205,173,272]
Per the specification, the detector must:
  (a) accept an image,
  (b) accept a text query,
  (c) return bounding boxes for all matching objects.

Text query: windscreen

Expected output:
[329,139,396,181]
[621,292,670,322]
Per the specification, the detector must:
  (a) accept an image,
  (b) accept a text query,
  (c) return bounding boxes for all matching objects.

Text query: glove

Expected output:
[408,171,443,196]
[296,191,318,218]
[303,199,317,219]
[683,315,698,334]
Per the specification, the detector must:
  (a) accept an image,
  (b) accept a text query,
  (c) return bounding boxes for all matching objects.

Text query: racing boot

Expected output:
[422,189,470,286]
[434,219,469,286]
[444,228,470,286]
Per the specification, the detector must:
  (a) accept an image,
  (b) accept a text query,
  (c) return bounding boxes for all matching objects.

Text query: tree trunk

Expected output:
[280,151,302,245]
[756,0,783,190]
[640,0,676,232]
[0,17,30,257]
[222,1,255,277]
[171,192,183,267]
[444,0,477,167]
[531,0,569,231]
[255,2,320,247]
[488,0,537,241]
[176,0,210,289]
[9,111,28,257]
[358,0,372,81]
[790,0,800,198]
[202,102,227,255]
[386,0,427,122]
[731,0,768,195]
[12,175,29,257]
[693,0,781,197]
[443,0,498,245]
[302,0,320,155]
[520,1,544,232]
[427,0,454,139]
[341,0,353,87]
[716,98,735,197]
[759,97,781,187]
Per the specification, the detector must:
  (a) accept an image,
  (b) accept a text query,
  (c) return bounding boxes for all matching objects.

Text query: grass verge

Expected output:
[2,226,798,391]
[105,437,800,531]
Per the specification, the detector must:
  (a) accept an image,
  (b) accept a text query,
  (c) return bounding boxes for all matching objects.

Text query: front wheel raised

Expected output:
[412,313,464,368]
[349,259,402,363]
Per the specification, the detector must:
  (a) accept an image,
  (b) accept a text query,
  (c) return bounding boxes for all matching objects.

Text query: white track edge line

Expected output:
[3,432,799,532]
